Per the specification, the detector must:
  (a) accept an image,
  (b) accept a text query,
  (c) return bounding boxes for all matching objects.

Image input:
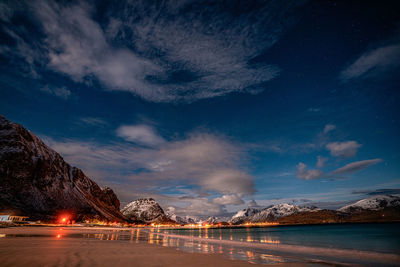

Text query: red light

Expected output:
[58,214,71,224]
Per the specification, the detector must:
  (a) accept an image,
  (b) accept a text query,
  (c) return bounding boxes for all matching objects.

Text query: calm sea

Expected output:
[156,223,400,265]
[162,223,400,253]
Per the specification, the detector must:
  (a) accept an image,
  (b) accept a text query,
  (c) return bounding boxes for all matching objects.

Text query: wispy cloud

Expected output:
[116,124,165,146]
[40,85,71,100]
[323,124,336,134]
[296,162,323,180]
[247,199,261,208]
[340,42,400,81]
[352,188,400,196]
[297,158,383,180]
[77,117,109,127]
[0,0,306,103]
[326,141,362,158]
[330,159,383,176]
[316,156,328,168]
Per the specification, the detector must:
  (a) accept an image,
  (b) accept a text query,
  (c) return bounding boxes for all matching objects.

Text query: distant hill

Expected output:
[230,204,319,224]
[230,195,400,225]
[0,115,126,222]
[338,195,400,213]
[121,198,175,224]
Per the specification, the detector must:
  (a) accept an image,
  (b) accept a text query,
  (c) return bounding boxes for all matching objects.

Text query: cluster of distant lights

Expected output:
[55,214,279,228]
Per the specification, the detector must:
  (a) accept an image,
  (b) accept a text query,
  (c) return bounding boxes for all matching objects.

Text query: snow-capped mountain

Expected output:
[338,195,400,213]
[121,198,173,223]
[166,213,203,224]
[249,204,320,223]
[230,204,319,224]
[230,207,261,224]
[0,115,125,222]
[204,216,231,224]
[166,213,189,225]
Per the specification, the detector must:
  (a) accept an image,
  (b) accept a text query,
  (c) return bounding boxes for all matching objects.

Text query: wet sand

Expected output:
[0,227,307,267]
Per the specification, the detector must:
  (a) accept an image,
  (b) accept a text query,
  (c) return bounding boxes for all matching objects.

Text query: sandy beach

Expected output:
[0,227,310,267]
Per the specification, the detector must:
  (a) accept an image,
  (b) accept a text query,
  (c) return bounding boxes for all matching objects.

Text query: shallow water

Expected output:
[162,223,400,254]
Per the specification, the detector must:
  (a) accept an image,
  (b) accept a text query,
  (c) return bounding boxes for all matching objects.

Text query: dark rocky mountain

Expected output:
[121,198,175,224]
[0,115,126,222]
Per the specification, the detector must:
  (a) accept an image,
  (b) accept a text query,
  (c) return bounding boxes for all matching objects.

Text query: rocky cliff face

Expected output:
[121,198,174,223]
[0,115,126,222]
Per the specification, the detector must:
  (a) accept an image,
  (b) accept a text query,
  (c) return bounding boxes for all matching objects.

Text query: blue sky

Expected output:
[1,0,400,216]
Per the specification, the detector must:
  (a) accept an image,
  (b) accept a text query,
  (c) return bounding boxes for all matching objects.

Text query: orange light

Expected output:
[58,214,71,224]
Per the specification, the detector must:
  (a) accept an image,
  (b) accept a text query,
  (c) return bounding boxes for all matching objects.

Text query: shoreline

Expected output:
[1,226,399,266]
[150,230,400,265]
[3,219,400,230]
[0,227,313,267]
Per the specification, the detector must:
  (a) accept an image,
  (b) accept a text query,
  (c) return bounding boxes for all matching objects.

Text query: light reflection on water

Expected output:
[0,228,284,264]
[0,228,295,264]
[48,228,289,265]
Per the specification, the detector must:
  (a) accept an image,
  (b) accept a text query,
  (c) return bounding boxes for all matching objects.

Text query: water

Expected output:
[162,223,400,254]
[1,223,399,266]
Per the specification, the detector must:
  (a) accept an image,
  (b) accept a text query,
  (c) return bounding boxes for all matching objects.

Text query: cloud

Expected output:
[247,199,261,208]
[316,156,328,168]
[326,141,362,158]
[1,0,306,103]
[40,85,71,99]
[323,124,336,134]
[352,188,400,196]
[77,117,109,127]
[296,158,383,180]
[43,131,255,215]
[175,198,226,216]
[213,194,244,205]
[340,42,400,81]
[330,159,383,176]
[116,125,165,146]
[33,1,162,97]
[296,162,323,180]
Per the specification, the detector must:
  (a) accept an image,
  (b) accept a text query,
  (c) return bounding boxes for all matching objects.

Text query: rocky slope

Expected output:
[121,198,175,224]
[0,115,126,222]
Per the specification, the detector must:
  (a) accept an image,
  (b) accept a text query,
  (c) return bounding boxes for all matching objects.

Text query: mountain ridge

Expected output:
[0,115,126,222]
[229,195,400,225]
[121,198,175,224]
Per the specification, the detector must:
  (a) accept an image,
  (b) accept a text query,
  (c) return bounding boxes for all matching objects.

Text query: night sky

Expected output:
[1,0,400,217]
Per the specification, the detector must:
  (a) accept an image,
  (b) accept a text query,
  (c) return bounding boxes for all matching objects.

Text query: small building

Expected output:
[0,215,28,222]
[0,215,10,222]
